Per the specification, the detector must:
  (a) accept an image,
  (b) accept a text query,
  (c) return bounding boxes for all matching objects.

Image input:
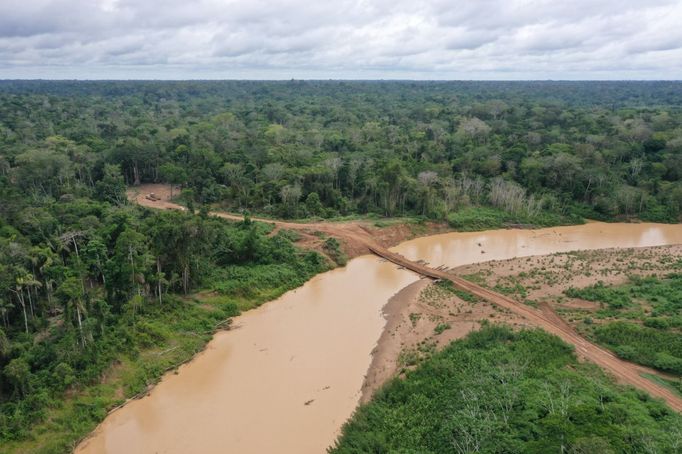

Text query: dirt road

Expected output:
[130,183,682,412]
[129,184,387,257]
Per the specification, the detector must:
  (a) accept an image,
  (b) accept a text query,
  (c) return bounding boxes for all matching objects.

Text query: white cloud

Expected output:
[0,0,680,79]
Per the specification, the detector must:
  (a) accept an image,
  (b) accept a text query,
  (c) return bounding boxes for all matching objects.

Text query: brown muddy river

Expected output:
[76,222,682,454]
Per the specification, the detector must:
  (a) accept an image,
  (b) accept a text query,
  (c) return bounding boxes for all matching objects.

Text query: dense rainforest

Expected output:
[1,81,682,224]
[0,80,681,452]
[331,325,682,454]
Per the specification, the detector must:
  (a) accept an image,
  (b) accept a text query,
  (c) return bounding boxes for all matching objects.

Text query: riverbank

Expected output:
[362,244,682,403]
[361,278,527,402]
[74,256,420,454]
[71,216,682,453]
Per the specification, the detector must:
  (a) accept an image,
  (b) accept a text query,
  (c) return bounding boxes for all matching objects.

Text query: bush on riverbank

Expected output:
[0,207,327,454]
[330,325,682,453]
[446,206,580,231]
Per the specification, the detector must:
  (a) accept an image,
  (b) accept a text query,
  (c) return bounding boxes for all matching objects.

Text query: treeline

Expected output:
[331,325,682,453]
[1,80,682,450]
[1,81,681,222]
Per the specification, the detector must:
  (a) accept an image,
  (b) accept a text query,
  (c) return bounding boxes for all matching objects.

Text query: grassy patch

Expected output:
[323,237,348,266]
[641,373,682,397]
[446,206,579,231]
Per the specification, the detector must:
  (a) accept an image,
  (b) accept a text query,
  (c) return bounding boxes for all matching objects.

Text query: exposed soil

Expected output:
[452,244,682,305]
[361,278,529,402]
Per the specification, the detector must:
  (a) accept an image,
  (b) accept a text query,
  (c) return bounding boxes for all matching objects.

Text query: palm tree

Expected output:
[10,273,37,333]
[0,298,11,328]
[23,274,42,319]
[57,276,87,347]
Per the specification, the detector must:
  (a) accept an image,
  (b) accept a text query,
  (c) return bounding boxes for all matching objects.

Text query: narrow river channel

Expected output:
[76,222,682,454]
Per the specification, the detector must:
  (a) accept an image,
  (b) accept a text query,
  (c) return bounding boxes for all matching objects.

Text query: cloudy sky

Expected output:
[1,0,681,79]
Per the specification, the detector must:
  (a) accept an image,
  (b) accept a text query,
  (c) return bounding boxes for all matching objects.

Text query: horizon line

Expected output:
[1,78,682,82]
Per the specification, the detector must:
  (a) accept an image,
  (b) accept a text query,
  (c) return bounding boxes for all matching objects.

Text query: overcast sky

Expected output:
[1,0,681,80]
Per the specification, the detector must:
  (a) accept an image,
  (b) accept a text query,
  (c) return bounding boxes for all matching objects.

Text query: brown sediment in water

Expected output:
[360,278,430,402]
[360,278,527,403]
[76,222,682,454]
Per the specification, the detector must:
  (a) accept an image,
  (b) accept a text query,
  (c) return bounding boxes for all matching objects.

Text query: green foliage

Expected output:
[95,164,127,205]
[446,206,575,231]
[447,207,511,230]
[323,237,347,266]
[595,322,682,375]
[2,79,682,452]
[2,81,681,223]
[331,326,682,453]
[566,275,682,376]
[305,192,323,217]
[433,323,450,335]
[0,194,326,451]
[565,281,633,309]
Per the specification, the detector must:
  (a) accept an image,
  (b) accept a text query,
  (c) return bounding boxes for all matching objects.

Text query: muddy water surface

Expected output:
[394,222,682,268]
[76,222,682,454]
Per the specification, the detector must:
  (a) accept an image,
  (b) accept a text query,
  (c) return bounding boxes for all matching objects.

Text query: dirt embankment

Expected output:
[128,183,449,259]
[363,245,682,411]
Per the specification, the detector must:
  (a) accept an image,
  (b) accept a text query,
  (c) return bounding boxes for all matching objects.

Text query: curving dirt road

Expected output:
[128,184,380,257]
[130,183,682,412]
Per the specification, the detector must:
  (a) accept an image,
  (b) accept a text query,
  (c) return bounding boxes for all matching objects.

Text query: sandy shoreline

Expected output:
[361,278,431,402]
[360,273,527,402]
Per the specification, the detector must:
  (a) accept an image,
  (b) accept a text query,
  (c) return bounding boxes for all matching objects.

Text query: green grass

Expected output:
[435,280,481,304]
[593,322,682,375]
[446,206,580,231]
[641,373,682,397]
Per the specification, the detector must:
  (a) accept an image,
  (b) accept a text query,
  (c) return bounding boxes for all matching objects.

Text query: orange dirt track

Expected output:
[130,184,682,412]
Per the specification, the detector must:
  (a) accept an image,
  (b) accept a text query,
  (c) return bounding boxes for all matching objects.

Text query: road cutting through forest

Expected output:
[130,183,682,412]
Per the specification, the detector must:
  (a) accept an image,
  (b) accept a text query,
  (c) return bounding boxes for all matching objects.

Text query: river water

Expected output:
[76,222,682,454]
